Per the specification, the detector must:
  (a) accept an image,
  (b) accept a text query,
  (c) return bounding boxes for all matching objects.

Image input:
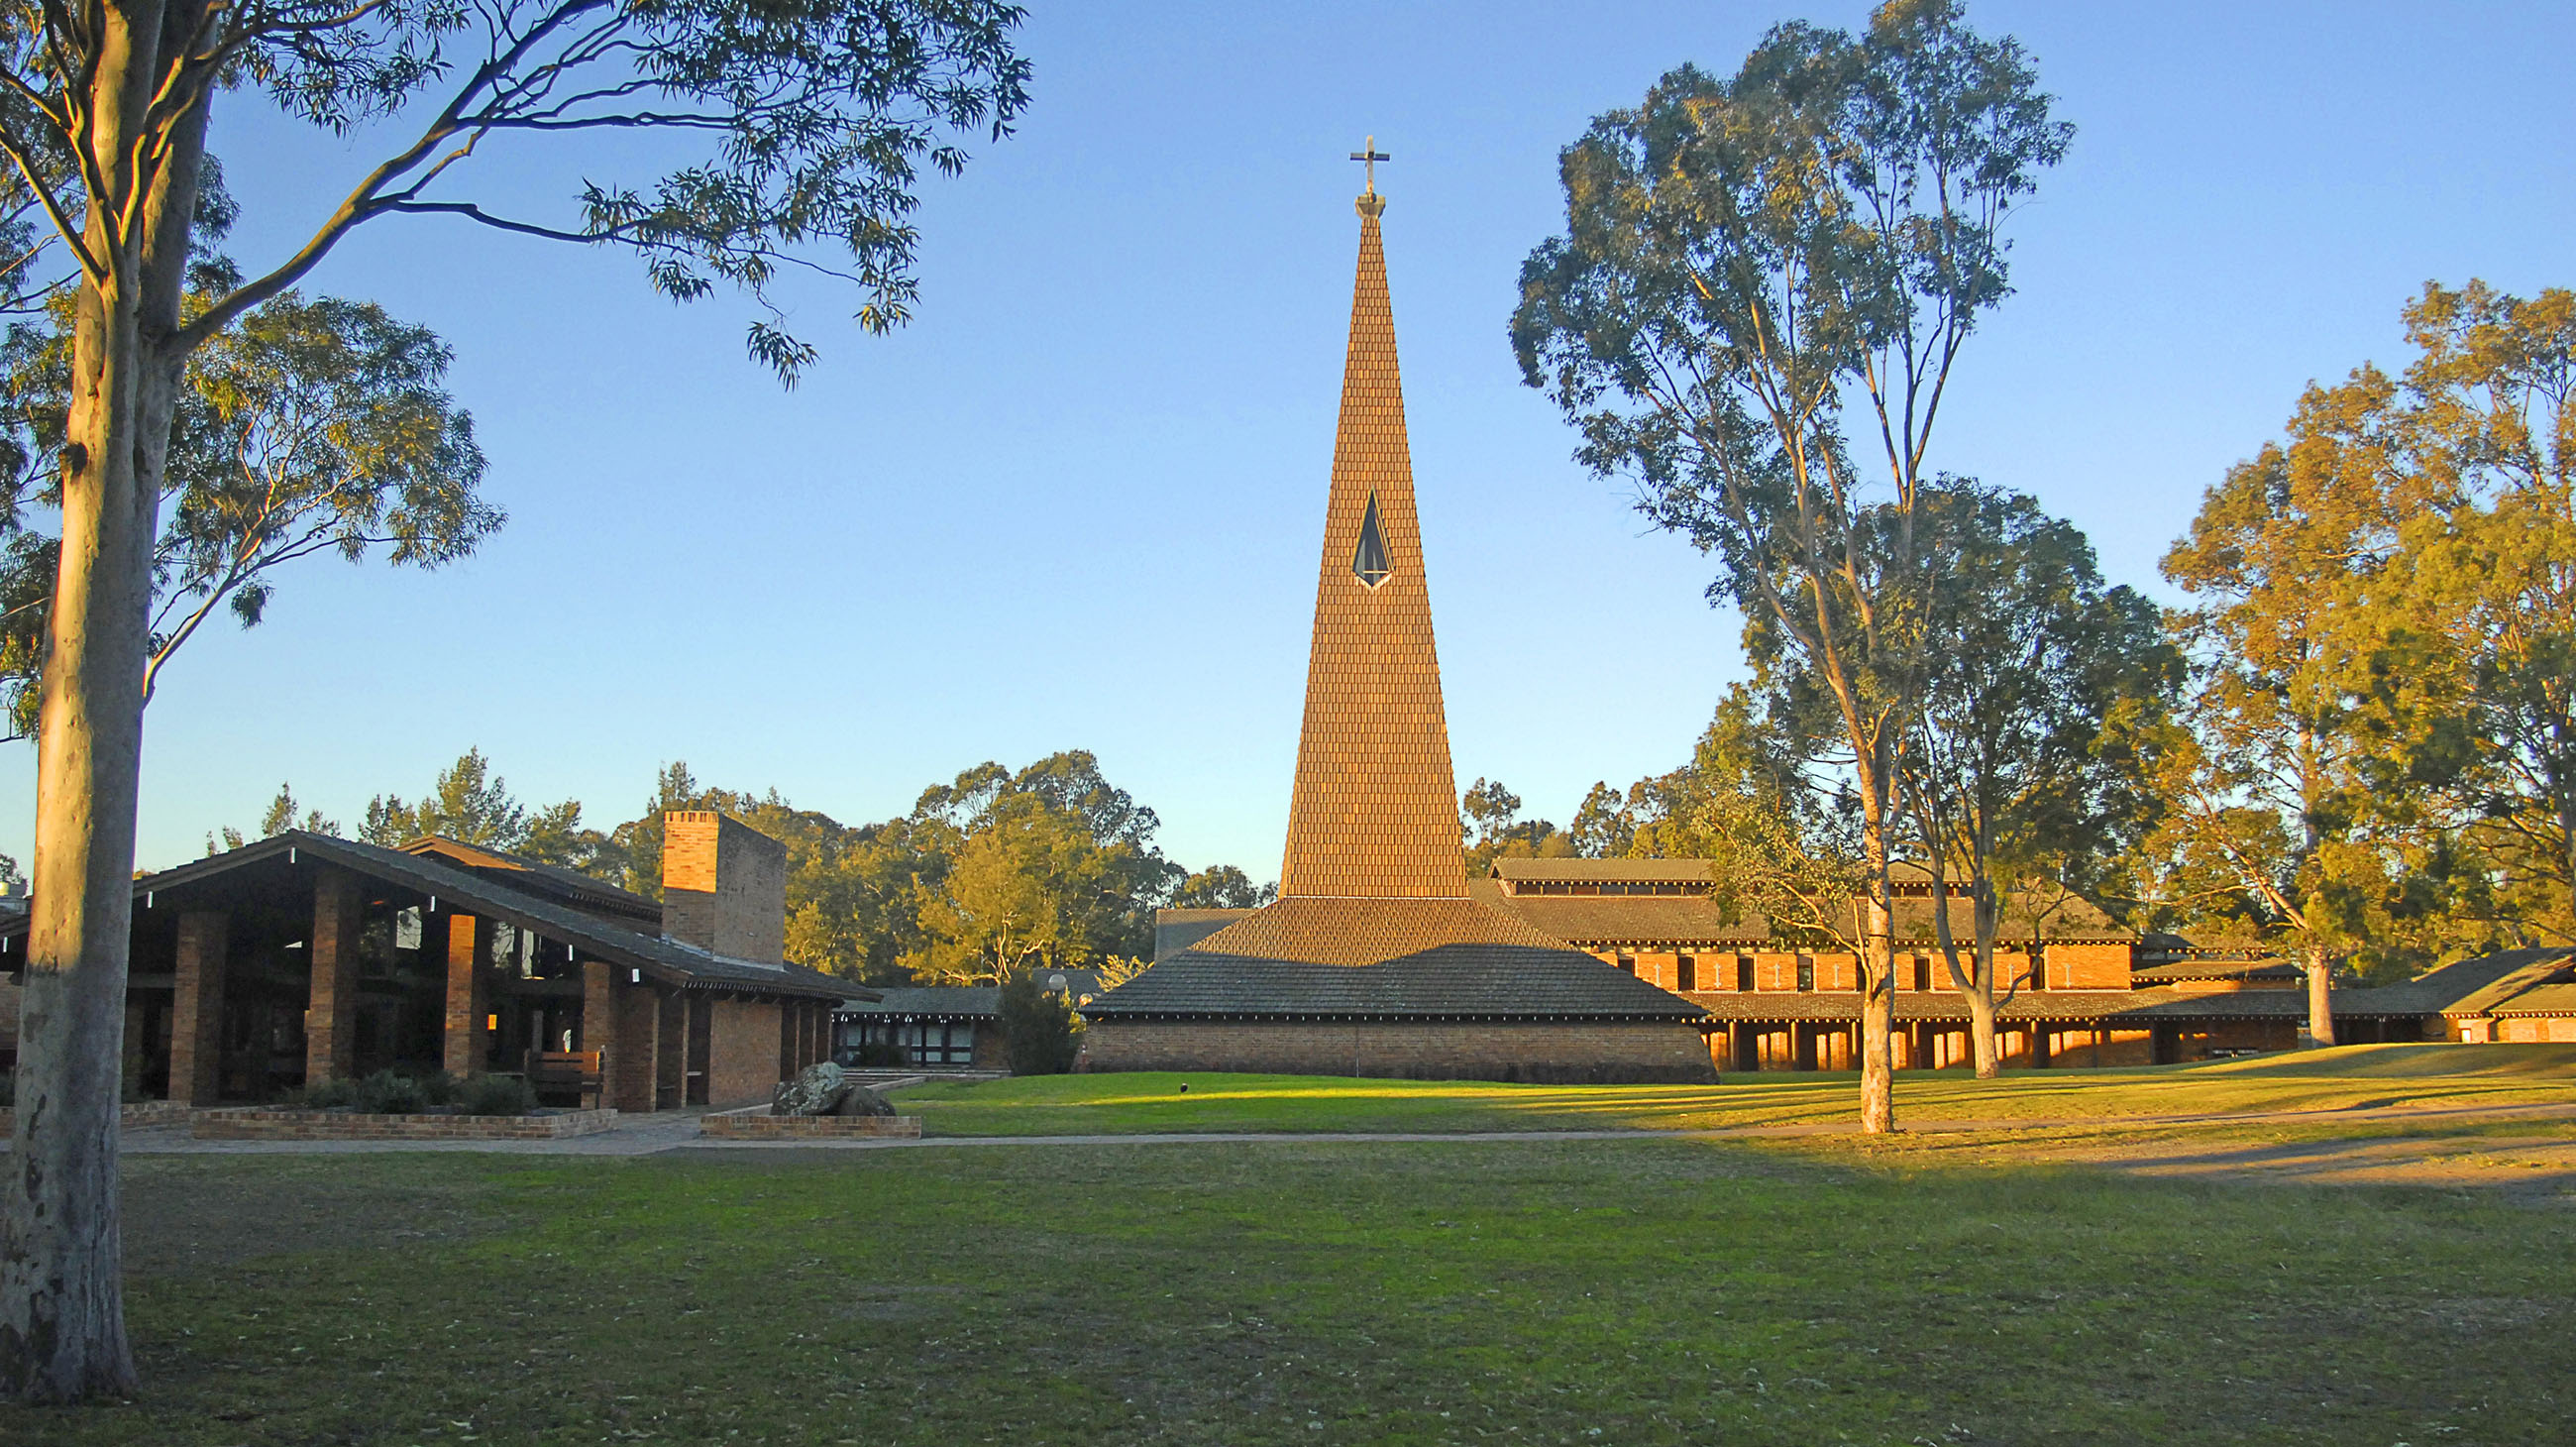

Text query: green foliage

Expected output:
[1617,685,1871,950]
[1511,0,2073,1094]
[245,747,1265,987]
[1457,778,1577,874]
[458,1074,537,1118]
[2140,279,2575,974]
[1904,484,2182,979]
[359,748,603,872]
[206,782,339,855]
[1512,1,2072,763]
[996,970,1079,1076]
[1167,865,1276,910]
[0,288,496,740]
[289,1077,360,1110]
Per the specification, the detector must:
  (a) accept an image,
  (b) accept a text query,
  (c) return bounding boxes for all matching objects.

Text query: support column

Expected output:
[304,867,362,1084]
[656,989,689,1109]
[443,914,488,1076]
[610,974,663,1113]
[168,911,228,1105]
[583,958,615,1092]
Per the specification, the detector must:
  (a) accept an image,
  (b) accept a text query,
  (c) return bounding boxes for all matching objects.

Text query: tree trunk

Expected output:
[1858,809,1895,1135]
[2,6,207,1401]
[1968,889,2001,1079]
[2301,940,2336,1049]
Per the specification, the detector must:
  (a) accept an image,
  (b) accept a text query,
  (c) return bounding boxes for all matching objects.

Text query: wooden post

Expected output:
[303,867,362,1084]
[167,911,227,1105]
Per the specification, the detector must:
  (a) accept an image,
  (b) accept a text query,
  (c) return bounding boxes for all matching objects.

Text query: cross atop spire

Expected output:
[1348,135,1390,202]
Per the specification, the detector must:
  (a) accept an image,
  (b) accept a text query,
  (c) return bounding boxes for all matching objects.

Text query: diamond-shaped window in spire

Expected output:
[1352,493,1392,588]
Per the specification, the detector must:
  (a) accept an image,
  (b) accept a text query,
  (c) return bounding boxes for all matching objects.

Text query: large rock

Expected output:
[830,1085,895,1117]
[773,1060,847,1117]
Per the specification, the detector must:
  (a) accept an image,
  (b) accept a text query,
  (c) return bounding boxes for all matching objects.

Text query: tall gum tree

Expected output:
[1510,0,2068,1131]
[0,0,1028,1400]
[2156,362,2434,1042]
[2379,283,2575,942]
[1903,485,2175,1076]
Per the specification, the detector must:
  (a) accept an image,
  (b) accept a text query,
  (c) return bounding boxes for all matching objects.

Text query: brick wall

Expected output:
[661,812,788,965]
[304,866,363,1083]
[169,911,227,1105]
[1081,1020,1718,1084]
[2049,944,2132,991]
[707,996,784,1106]
[607,976,664,1113]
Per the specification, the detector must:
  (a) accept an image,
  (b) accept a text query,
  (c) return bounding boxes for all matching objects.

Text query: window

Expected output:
[1676,954,1697,991]
[1352,493,1391,587]
[1795,958,1815,991]
[902,1020,977,1066]
[1912,957,1931,992]
[1735,957,1755,992]
[1616,953,1637,975]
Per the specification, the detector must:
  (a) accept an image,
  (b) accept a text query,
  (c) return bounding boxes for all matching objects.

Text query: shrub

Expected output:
[356,1069,429,1115]
[294,1076,362,1109]
[1000,968,1079,1075]
[460,1073,537,1117]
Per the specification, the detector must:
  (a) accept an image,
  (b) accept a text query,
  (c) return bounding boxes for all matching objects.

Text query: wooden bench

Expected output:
[524,1050,603,1108]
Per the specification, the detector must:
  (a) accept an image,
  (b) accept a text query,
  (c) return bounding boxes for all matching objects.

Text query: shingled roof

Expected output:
[1274,193,1466,902]
[1090,896,1704,1021]
[8,831,867,1003]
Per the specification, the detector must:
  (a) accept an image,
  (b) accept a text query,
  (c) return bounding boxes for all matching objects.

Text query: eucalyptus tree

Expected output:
[1905,485,2175,1076]
[2380,282,2574,942]
[2156,373,2425,1044]
[2148,282,2574,1042]
[0,289,497,738]
[0,0,1028,1399]
[1511,0,2069,1132]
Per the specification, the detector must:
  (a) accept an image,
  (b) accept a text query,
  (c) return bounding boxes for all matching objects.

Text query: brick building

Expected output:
[1080,176,1712,1083]
[0,811,853,1109]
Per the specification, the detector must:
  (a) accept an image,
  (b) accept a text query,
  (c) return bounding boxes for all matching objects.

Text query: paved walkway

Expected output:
[94,1096,2576,1157]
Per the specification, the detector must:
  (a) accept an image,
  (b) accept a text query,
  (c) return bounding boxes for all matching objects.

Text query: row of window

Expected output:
[1610,952,2051,993]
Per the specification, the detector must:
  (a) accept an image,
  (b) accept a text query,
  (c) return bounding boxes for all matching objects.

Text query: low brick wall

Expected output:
[0,1100,194,1135]
[1079,1020,1719,1084]
[698,1107,922,1140]
[192,1107,619,1141]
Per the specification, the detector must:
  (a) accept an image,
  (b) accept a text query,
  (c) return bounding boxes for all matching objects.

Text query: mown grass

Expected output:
[890,1044,2576,1138]
[9,1136,2569,1446]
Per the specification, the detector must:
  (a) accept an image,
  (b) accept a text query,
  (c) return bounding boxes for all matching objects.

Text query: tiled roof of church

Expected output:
[1089,896,1705,1020]
[1275,191,1465,901]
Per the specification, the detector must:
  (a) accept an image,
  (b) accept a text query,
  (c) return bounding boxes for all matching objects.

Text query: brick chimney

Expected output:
[660,811,787,966]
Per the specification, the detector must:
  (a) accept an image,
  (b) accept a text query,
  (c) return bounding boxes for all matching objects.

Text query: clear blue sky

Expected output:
[6,0,2570,877]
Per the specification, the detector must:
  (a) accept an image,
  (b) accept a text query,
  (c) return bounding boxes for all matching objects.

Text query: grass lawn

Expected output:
[890,1043,2576,1137]
[9,1127,2573,1445]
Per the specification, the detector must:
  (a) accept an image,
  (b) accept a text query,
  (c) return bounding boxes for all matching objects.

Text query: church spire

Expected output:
[1276,172,1468,900]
